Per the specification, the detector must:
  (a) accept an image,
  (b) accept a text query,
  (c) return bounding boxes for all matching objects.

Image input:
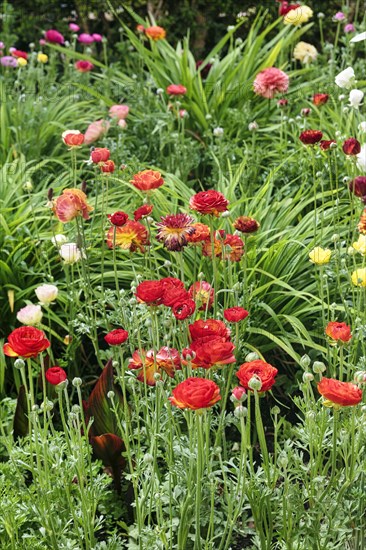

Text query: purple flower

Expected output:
[333,12,346,22]
[345,23,355,33]
[78,33,94,44]
[0,56,17,68]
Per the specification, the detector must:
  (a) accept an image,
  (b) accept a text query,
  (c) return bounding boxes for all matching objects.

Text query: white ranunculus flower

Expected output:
[350,31,366,43]
[349,89,364,108]
[17,304,43,325]
[51,234,68,246]
[358,121,366,133]
[59,243,82,264]
[335,67,355,89]
[357,144,366,173]
[35,284,58,305]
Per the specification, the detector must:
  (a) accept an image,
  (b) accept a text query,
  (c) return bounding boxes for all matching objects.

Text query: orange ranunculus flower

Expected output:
[106,220,149,252]
[325,321,352,344]
[145,25,166,40]
[189,337,236,369]
[53,188,93,223]
[130,170,164,191]
[189,190,229,216]
[100,160,115,173]
[62,130,85,147]
[3,326,50,358]
[187,222,210,243]
[189,319,231,344]
[169,377,221,410]
[317,377,362,407]
[236,360,278,392]
[128,347,181,385]
[202,232,244,262]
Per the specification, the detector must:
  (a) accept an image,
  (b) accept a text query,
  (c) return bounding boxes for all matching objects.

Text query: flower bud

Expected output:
[107,390,115,399]
[234,405,248,418]
[14,358,25,370]
[231,386,247,402]
[248,375,262,391]
[271,406,280,415]
[303,372,314,382]
[40,399,54,412]
[313,361,326,373]
[71,404,81,414]
[300,354,311,368]
[72,377,82,387]
[245,352,259,362]
[144,453,154,463]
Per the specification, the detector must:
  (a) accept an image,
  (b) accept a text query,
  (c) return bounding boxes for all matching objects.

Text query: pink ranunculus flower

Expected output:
[92,33,103,42]
[84,119,110,145]
[69,23,80,32]
[78,33,94,44]
[109,104,129,120]
[75,60,94,72]
[253,67,289,99]
[118,119,127,129]
[44,29,65,44]
[17,304,43,326]
[35,284,58,305]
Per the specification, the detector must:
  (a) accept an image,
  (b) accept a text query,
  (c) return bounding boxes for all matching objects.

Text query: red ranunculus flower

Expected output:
[224,307,249,323]
[350,176,366,201]
[45,366,67,385]
[130,170,164,192]
[187,222,210,243]
[162,286,189,307]
[91,148,110,163]
[188,281,214,310]
[317,377,362,407]
[145,26,166,40]
[320,140,336,151]
[299,130,323,145]
[136,280,164,305]
[104,329,129,346]
[106,220,149,252]
[108,211,128,226]
[75,60,94,72]
[169,377,221,410]
[62,130,84,147]
[325,322,352,343]
[189,319,231,343]
[11,49,28,60]
[166,84,187,96]
[189,190,229,216]
[312,93,329,106]
[278,2,300,16]
[233,216,260,234]
[160,277,185,291]
[189,337,236,369]
[134,204,153,221]
[224,234,245,262]
[129,347,181,385]
[172,299,196,320]
[343,137,361,156]
[3,326,50,358]
[236,359,278,392]
[100,160,115,173]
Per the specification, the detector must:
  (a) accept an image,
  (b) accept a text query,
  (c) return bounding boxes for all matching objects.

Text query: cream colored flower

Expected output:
[351,268,366,287]
[294,42,318,64]
[352,235,366,255]
[309,247,331,265]
[16,304,43,325]
[284,5,313,25]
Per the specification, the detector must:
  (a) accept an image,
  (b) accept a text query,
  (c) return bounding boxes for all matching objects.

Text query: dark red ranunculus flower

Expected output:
[172,299,196,320]
[278,1,301,16]
[320,140,336,151]
[45,366,67,385]
[104,329,129,346]
[299,130,323,145]
[343,137,361,156]
[189,337,236,369]
[189,319,231,343]
[100,160,115,173]
[224,307,249,323]
[277,98,288,107]
[196,60,212,79]
[108,211,128,226]
[189,190,229,216]
[134,204,153,221]
[233,216,260,234]
[350,176,366,201]
[11,49,28,60]
[162,286,190,308]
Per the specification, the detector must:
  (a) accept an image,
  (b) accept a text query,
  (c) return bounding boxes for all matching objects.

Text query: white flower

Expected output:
[358,121,366,133]
[349,89,364,108]
[213,127,224,137]
[17,304,43,326]
[59,243,82,264]
[51,234,68,246]
[335,67,355,89]
[248,121,258,131]
[350,31,366,43]
[357,144,366,172]
[35,284,58,305]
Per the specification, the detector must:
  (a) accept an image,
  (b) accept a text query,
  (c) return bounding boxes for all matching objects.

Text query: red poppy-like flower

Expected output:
[100,160,115,173]
[108,211,128,227]
[156,213,196,251]
[104,329,129,346]
[11,49,28,60]
[253,67,289,99]
[312,93,329,106]
[189,190,229,216]
[317,377,362,407]
[236,360,278,392]
[145,26,166,40]
[62,130,84,147]
[136,280,164,305]
[189,338,236,369]
[350,176,366,201]
[320,140,336,151]
[162,286,189,308]
[233,216,260,234]
[75,60,94,72]
[343,137,361,156]
[130,170,164,192]
[53,188,93,223]
[299,130,323,145]
[325,322,352,343]
[169,377,221,410]
[172,299,196,320]
[3,326,50,358]
[134,204,153,221]
[187,222,210,243]
[161,277,185,291]
[188,281,214,310]
[45,29,65,44]
[128,347,181,385]
[106,220,149,252]
[45,366,67,385]
[224,307,249,323]
[278,2,300,16]
[189,319,231,343]
[91,148,110,163]
[166,84,187,96]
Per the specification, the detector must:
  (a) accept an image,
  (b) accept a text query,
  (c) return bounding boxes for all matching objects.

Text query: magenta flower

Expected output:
[44,29,65,44]
[78,33,94,44]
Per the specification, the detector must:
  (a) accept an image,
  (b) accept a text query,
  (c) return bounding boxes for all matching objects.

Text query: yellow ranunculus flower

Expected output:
[309,247,331,265]
[352,235,366,255]
[351,268,366,287]
[17,57,27,67]
[293,41,318,64]
[37,53,48,64]
[284,5,313,26]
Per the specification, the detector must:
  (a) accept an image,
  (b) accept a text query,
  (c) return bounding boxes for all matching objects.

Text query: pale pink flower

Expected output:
[109,104,129,120]
[253,67,289,99]
[17,304,43,326]
[84,119,110,144]
[35,284,58,305]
